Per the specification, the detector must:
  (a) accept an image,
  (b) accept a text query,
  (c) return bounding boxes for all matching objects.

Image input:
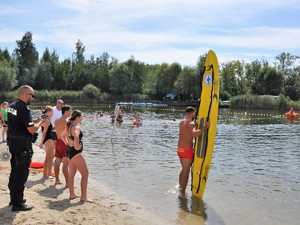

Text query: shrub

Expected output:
[82,84,100,99]
[276,94,289,110]
[230,95,276,109]
[220,90,231,101]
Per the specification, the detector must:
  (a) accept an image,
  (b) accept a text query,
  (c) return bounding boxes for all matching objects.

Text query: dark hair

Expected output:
[67,110,82,128]
[42,105,53,114]
[185,106,195,113]
[62,105,72,115]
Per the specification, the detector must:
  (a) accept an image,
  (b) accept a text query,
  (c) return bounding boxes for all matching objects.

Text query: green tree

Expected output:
[259,66,284,95]
[245,60,263,95]
[59,59,72,90]
[235,60,248,95]
[73,39,85,63]
[0,60,18,91]
[197,54,207,78]
[220,61,238,97]
[155,63,182,99]
[14,32,39,85]
[142,64,160,97]
[0,48,12,62]
[125,56,148,94]
[275,52,300,100]
[109,63,132,96]
[285,66,300,100]
[86,52,112,93]
[34,62,52,90]
[275,52,299,72]
[174,66,198,101]
[70,40,88,90]
[221,60,249,97]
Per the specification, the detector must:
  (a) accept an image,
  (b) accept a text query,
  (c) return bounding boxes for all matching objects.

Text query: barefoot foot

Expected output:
[69,195,80,200]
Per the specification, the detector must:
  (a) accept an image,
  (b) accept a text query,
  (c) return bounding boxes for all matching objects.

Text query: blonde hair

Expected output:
[1,101,9,109]
[42,105,53,114]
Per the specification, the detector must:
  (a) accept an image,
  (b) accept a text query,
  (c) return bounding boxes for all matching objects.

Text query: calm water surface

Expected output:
[78,107,299,225]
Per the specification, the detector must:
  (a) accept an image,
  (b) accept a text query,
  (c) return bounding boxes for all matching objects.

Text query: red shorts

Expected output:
[177,147,194,160]
[55,139,67,158]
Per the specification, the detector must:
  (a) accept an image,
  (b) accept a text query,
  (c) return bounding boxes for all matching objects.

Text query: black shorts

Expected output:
[51,132,57,141]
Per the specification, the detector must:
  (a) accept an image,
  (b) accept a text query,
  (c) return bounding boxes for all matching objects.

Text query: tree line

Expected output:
[0,31,299,102]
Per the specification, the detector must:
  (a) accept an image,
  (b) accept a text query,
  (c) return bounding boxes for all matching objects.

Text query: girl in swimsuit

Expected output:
[39,106,55,179]
[0,101,9,142]
[66,110,93,203]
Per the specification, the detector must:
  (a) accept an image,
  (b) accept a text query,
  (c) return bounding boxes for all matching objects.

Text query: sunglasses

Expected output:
[27,93,35,98]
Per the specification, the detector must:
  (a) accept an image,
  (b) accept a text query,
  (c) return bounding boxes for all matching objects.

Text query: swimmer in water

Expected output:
[116,109,124,123]
[110,111,115,123]
[133,111,142,124]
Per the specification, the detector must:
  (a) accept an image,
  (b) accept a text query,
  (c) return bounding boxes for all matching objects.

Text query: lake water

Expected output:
[59,106,300,225]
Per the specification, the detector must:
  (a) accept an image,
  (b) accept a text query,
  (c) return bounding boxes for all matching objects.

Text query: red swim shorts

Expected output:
[177,147,194,160]
[55,139,67,158]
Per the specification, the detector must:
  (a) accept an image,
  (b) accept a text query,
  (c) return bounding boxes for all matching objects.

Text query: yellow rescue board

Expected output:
[191,50,220,198]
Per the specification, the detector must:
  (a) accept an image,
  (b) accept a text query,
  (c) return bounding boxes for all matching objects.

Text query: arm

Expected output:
[61,127,68,145]
[27,120,44,134]
[39,120,49,148]
[73,126,82,150]
[191,122,210,137]
[0,112,4,123]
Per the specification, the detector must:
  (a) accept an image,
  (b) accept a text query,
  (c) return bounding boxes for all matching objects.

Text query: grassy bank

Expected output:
[230,94,300,110]
[0,90,151,104]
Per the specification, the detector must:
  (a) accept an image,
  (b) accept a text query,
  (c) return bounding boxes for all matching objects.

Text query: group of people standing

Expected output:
[6,85,92,212]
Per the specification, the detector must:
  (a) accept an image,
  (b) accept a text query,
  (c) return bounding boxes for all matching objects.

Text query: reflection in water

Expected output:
[178,194,207,218]
[177,194,206,225]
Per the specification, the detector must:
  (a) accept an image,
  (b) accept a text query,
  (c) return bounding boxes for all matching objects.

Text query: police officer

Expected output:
[7,85,44,211]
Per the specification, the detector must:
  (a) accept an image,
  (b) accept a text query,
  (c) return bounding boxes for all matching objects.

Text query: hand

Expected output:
[39,143,43,149]
[205,121,210,129]
[194,120,198,127]
[38,116,46,123]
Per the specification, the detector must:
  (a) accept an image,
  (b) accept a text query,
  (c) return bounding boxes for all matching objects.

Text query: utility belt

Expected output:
[9,134,32,140]
[8,133,38,143]
[8,134,34,166]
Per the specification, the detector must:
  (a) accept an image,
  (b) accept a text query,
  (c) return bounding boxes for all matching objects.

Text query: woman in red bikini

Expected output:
[177,106,210,193]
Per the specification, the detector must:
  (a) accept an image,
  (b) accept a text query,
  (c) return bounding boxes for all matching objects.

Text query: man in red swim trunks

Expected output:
[177,106,210,193]
[54,105,72,186]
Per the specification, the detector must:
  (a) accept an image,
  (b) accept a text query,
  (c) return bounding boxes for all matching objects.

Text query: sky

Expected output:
[0,0,300,66]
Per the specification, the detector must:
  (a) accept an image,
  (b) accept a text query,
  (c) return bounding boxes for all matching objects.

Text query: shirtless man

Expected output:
[54,105,72,186]
[177,106,210,193]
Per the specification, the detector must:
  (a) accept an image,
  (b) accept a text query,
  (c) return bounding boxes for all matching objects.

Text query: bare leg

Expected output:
[2,126,7,141]
[44,140,55,178]
[179,158,183,185]
[54,157,62,184]
[62,157,69,187]
[71,154,93,202]
[68,158,79,199]
[179,158,192,193]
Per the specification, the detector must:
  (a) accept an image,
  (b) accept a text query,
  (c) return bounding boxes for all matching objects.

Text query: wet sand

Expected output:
[0,143,172,225]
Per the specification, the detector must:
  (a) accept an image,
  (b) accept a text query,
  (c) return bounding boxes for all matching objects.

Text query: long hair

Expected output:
[67,110,82,129]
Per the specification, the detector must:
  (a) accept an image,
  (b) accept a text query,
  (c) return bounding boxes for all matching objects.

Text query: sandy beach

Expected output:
[0,143,171,225]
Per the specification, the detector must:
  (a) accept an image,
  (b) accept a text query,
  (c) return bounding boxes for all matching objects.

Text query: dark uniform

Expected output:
[7,99,34,207]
